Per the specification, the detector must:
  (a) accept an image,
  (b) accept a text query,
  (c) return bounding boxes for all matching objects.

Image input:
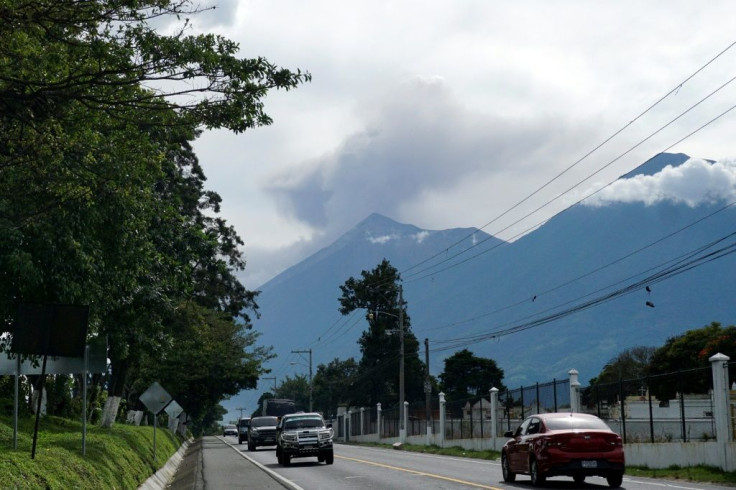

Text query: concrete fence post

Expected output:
[346,410,351,442]
[490,387,499,450]
[402,401,409,443]
[709,353,732,471]
[360,407,365,436]
[439,392,446,447]
[377,402,382,438]
[569,369,581,412]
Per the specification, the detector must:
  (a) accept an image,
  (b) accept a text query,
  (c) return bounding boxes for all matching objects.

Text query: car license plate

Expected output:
[581,460,597,468]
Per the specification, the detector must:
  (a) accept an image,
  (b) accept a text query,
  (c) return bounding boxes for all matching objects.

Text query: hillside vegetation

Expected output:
[0,414,181,489]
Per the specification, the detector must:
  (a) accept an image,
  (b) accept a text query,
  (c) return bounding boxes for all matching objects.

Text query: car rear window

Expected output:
[544,416,610,431]
[284,417,323,430]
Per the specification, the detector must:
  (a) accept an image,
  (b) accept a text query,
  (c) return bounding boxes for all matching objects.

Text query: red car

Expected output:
[501,412,625,487]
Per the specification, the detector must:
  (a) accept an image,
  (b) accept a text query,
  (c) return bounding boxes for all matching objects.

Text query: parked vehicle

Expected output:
[237,417,251,444]
[501,412,625,488]
[276,412,333,465]
[222,424,237,437]
[247,416,279,451]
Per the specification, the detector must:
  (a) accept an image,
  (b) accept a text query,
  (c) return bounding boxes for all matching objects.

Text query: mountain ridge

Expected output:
[229,152,736,418]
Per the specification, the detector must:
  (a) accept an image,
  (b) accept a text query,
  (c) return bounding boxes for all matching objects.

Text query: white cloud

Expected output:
[368,234,396,245]
[414,231,431,244]
[584,158,736,207]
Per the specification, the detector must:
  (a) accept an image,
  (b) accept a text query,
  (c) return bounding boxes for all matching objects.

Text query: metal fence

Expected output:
[501,378,571,435]
[339,360,735,444]
[578,365,723,443]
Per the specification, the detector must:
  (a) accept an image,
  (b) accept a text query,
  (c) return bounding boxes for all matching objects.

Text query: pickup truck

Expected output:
[276,412,334,465]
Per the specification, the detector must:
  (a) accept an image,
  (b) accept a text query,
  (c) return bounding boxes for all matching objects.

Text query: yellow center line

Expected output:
[336,455,503,489]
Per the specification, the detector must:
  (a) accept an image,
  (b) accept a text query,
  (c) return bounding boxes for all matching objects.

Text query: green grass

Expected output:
[0,413,182,489]
[626,465,736,486]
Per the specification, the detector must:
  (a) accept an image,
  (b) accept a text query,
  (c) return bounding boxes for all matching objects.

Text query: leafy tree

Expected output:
[584,346,655,408]
[275,374,310,412]
[338,259,425,408]
[0,0,309,426]
[199,404,228,436]
[312,357,359,417]
[438,349,506,402]
[647,322,736,401]
[589,346,656,386]
[131,302,273,433]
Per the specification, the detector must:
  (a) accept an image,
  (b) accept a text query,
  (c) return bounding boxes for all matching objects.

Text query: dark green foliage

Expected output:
[0,0,309,426]
[338,259,426,408]
[647,322,736,400]
[589,346,656,386]
[275,374,310,412]
[438,349,506,402]
[312,357,359,417]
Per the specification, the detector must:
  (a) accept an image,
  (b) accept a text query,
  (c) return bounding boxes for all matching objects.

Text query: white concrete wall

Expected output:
[625,441,736,472]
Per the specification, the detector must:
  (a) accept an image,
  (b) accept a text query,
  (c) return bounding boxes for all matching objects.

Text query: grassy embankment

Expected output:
[355,442,736,486]
[0,413,182,489]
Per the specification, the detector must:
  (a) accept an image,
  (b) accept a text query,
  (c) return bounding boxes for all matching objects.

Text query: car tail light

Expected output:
[541,437,563,448]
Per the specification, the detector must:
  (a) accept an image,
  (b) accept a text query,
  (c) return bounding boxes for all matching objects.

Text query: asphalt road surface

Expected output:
[179,435,736,490]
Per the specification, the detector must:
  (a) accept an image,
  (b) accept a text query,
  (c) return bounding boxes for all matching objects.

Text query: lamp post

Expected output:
[368,285,405,441]
[291,349,312,412]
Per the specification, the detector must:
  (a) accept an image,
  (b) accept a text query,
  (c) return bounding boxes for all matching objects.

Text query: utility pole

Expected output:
[399,285,405,440]
[424,338,431,434]
[291,348,313,412]
[262,376,277,395]
[236,407,246,420]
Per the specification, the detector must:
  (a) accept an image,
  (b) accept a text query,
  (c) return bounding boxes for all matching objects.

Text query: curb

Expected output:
[226,440,305,490]
[138,438,193,490]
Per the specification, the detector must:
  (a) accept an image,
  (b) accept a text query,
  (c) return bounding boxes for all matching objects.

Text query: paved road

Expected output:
[169,436,736,490]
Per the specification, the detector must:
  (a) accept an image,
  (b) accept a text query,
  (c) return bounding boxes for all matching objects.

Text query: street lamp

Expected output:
[291,348,312,412]
[368,285,405,440]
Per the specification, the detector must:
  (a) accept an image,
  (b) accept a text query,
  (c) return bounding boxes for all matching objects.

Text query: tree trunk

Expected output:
[100,395,121,428]
[101,351,130,428]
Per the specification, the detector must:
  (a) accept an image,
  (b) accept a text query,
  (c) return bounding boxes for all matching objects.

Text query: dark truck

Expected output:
[247,416,279,451]
[262,398,297,417]
[276,412,334,465]
[237,417,251,445]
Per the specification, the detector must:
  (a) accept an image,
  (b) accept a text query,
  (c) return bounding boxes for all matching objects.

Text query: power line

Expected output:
[403,78,736,283]
[428,230,736,353]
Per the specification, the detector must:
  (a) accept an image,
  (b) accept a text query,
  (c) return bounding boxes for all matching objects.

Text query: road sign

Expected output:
[139,382,172,415]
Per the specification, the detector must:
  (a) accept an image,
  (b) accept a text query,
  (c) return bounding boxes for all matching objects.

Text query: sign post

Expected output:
[11,304,89,459]
[139,382,173,464]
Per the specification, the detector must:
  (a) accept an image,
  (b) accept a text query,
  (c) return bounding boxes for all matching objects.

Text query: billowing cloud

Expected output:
[262,76,591,240]
[583,158,736,207]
